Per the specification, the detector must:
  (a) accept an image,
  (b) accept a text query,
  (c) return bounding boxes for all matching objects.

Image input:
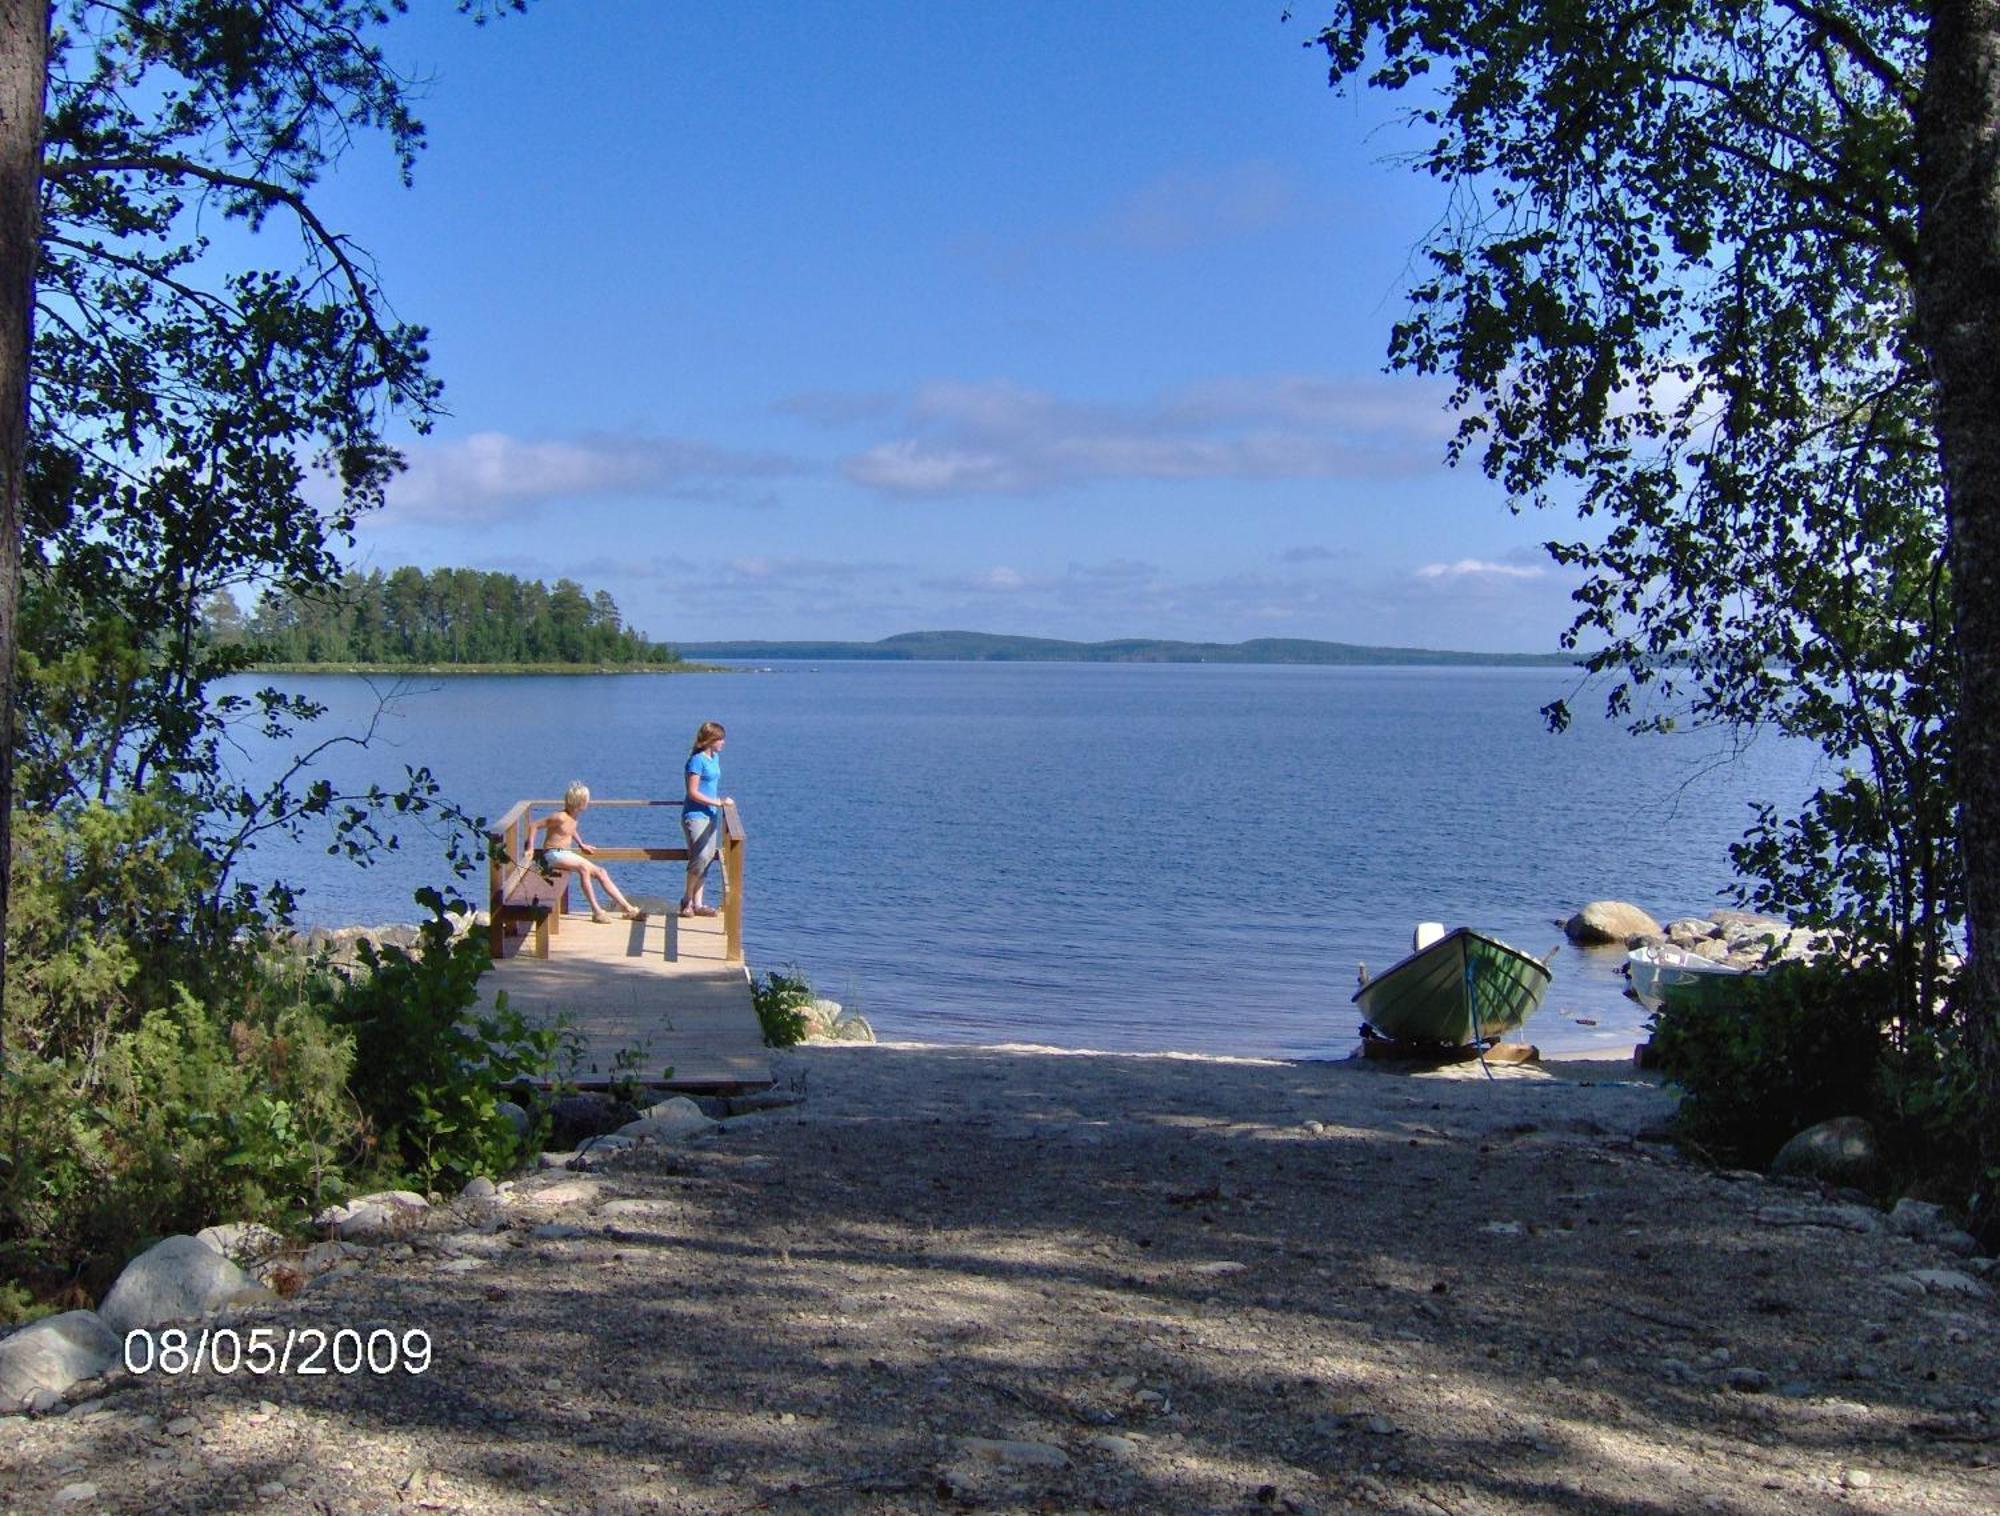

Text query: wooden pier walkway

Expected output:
[477,798,769,1092]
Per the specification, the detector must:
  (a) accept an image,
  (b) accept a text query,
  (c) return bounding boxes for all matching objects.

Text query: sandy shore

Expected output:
[3,1041,1995,1514]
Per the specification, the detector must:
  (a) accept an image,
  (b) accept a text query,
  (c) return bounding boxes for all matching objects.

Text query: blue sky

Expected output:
[298,1,1580,653]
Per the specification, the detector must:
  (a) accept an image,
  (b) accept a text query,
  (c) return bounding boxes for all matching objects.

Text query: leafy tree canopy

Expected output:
[1305,0,1957,1009]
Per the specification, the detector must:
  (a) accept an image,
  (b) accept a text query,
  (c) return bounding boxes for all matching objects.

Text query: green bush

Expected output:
[751,967,814,1047]
[320,888,557,1188]
[1650,958,1889,1168]
[2,806,554,1313]
[2,803,364,1302]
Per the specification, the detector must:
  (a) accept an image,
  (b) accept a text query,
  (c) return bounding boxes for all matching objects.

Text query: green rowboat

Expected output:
[1353,927,1555,1047]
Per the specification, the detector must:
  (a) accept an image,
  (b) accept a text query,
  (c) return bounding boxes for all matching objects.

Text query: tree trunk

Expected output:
[1917,0,2000,1237]
[0,0,49,1072]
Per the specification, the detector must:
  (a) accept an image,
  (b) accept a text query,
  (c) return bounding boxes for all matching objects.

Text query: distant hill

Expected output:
[679,630,1572,667]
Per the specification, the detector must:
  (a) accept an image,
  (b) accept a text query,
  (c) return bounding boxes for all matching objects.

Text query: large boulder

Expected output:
[98,1235,255,1335]
[1564,901,1664,946]
[193,1221,283,1267]
[313,1189,430,1242]
[1771,1116,1883,1191]
[0,1311,121,1413]
[619,1096,722,1143]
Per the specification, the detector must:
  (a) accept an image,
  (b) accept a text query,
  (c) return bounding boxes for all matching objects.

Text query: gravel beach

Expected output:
[3,1041,1995,1514]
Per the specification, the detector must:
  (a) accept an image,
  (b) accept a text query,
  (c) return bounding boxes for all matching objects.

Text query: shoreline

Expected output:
[247,660,728,676]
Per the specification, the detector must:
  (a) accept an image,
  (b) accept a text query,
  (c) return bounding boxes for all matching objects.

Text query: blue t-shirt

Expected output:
[684,750,721,821]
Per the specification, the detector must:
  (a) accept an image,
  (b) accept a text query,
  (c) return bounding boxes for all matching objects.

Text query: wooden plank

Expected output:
[478,907,768,1091]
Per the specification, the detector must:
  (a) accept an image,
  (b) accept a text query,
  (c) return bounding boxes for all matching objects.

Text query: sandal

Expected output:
[691,905,719,917]
[590,909,609,924]
[624,909,649,921]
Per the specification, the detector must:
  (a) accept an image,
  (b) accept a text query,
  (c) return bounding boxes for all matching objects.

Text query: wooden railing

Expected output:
[486,797,745,963]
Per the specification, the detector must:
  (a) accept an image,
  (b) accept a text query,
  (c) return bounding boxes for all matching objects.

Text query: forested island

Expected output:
[680,629,1573,666]
[208,567,686,670]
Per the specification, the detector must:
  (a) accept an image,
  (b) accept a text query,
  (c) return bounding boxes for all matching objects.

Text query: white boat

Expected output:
[1625,942,1757,1009]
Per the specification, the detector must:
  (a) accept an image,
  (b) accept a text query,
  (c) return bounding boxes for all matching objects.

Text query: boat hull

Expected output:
[1626,944,1758,1012]
[1353,928,1552,1046]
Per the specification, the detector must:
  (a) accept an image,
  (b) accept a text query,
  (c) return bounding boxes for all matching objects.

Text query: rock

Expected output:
[55,1483,98,1505]
[530,1223,588,1240]
[0,1312,121,1413]
[495,1100,530,1138]
[1934,1229,1982,1257]
[193,1221,284,1267]
[517,1177,604,1208]
[1564,901,1663,945]
[98,1235,256,1335]
[1723,1367,1771,1393]
[1709,909,1790,931]
[620,1097,722,1143]
[1890,1197,1953,1240]
[1771,1117,1883,1191]
[314,1190,429,1242]
[958,1437,1070,1469]
[461,1177,498,1201]
[1665,917,1720,946]
[538,1151,580,1169]
[1888,1268,1991,1299]
[1690,938,1732,962]
[301,1240,365,1274]
[828,1011,877,1043]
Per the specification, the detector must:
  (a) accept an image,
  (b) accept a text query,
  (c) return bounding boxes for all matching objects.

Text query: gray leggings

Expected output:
[682,812,720,895]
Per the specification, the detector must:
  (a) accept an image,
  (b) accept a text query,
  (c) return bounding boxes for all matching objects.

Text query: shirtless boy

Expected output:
[526,782,646,923]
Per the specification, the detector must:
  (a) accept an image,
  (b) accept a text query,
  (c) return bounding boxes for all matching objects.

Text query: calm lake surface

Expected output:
[217,663,1822,1060]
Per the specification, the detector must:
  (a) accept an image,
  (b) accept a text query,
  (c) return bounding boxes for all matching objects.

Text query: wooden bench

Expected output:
[487,801,569,960]
[485,796,747,964]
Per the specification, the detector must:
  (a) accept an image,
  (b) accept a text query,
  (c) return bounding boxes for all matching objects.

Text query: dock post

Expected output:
[722,811,744,963]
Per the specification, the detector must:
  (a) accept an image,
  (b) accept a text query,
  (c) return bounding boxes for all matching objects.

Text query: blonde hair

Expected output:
[691,721,726,754]
[563,780,590,814]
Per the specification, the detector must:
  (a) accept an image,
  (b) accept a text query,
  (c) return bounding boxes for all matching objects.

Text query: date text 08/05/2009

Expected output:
[123,1326,432,1376]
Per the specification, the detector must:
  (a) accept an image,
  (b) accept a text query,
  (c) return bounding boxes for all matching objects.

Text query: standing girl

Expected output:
[681,721,732,917]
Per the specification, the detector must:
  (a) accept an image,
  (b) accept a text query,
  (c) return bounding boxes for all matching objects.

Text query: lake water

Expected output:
[216,663,1822,1060]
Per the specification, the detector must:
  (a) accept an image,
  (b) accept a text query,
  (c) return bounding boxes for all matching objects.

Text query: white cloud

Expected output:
[381,431,802,522]
[842,374,1457,498]
[1415,558,1548,581]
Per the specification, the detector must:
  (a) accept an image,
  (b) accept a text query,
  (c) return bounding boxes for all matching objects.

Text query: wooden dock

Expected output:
[478,906,769,1091]
[478,797,767,1092]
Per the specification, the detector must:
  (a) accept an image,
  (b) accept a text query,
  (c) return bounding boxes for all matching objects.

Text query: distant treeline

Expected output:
[680,629,1572,667]
[207,567,681,666]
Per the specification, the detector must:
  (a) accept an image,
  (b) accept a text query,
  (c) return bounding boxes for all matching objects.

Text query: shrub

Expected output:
[1650,958,1888,1168]
[2,803,362,1299]
[751,967,814,1047]
[320,888,558,1187]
